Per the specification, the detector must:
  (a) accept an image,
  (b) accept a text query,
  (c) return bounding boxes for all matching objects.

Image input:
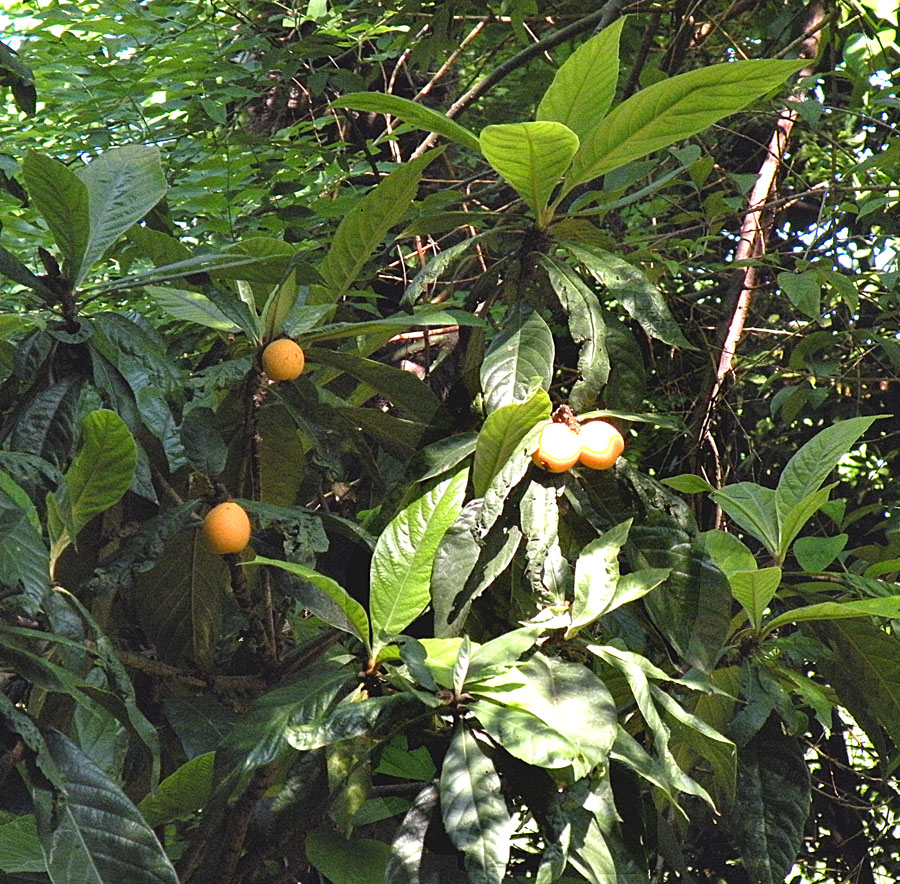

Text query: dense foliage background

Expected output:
[0,1,898,882]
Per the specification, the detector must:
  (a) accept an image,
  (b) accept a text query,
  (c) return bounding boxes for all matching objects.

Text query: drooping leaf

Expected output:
[145,285,241,332]
[180,406,228,476]
[312,149,442,304]
[47,410,136,568]
[0,245,53,299]
[21,151,89,273]
[331,93,480,152]
[385,783,439,884]
[541,256,609,411]
[0,814,44,874]
[480,302,554,414]
[480,122,579,220]
[0,485,49,615]
[710,482,779,556]
[726,720,811,884]
[261,270,300,342]
[536,18,625,140]
[564,242,692,349]
[440,725,513,884]
[305,829,392,884]
[251,556,370,651]
[369,465,468,646]
[520,478,571,608]
[138,752,215,828]
[566,519,631,638]
[73,145,167,287]
[563,59,806,190]
[31,728,178,884]
[472,388,550,498]
[764,595,900,635]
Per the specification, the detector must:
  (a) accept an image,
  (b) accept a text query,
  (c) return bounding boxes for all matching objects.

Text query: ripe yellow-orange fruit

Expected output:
[532,421,582,473]
[203,502,251,554]
[261,338,305,381]
[578,420,624,470]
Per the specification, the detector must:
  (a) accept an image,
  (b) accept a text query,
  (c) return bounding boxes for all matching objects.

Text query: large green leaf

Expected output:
[138,752,215,828]
[566,519,631,639]
[710,483,779,556]
[473,388,551,498]
[0,484,49,615]
[73,145,167,287]
[726,721,810,884]
[440,725,512,884]
[729,567,782,629]
[261,270,300,342]
[0,814,44,874]
[520,478,571,607]
[47,410,136,568]
[480,302,554,414]
[563,58,806,191]
[479,122,579,221]
[563,242,691,349]
[541,256,609,411]
[312,149,441,304]
[331,93,480,152]
[32,728,178,884]
[369,465,468,646]
[144,285,241,332]
[536,18,625,140]
[631,521,732,672]
[775,416,879,530]
[21,151,89,273]
[764,595,900,634]
[0,245,53,299]
[385,783,438,884]
[251,556,370,652]
[306,830,392,884]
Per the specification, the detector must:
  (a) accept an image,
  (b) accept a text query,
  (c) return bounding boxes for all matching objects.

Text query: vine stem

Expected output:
[694,3,827,469]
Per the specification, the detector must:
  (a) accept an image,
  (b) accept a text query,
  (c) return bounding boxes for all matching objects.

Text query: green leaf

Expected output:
[726,721,810,884]
[729,567,782,629]
[793,533,848,571]
[479,122,579,221]
[0,245,53,298]
[299,309,481,344]
[306,830,392,884]
[600,567,669,618]
[304,347,448,427]
[180,407,228,477]
[472,387,550,498]
[701,529,757,578]
[471,699,582,771]
[385,783,438,884]
[145,285,241,332]
[777,270,821,318]
[261,270,300,342]
[536,18,625,140]
[251,556,370,652]
[331,93,480,152]
[312,149,442,305]
[480,302,554,414]
[566,519,631,638]
[440,725,512,884]
[563,59,806,191]
[369,465,468,645]
[663,474,715,494]
[0,815,44,874]
[47,410,136,568]
[0,486,49,615]
[73,145,167,287]
[710,483,779,555]
[777,485,835,559]
[764,596,900,635]
[563,242,692,349]
[541,256,609,411]
[775,416,879,529]
[138,752,215,828]
[22,151,89,273]
[32,728,179,884]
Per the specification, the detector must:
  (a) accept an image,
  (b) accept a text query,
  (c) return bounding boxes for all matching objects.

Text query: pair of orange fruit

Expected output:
[532,419,624,473]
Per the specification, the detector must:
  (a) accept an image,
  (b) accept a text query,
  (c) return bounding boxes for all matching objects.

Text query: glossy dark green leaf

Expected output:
[480,302,554,414]
[180,406,228,476]
[726,721,810,884]
[541,256,608,412]
[0,815,44,874]
[138,752,214,828]
[7,376,82,468]
[32,728,178,884]
[385,783,438,884]
[0,485,49,615]
[440,725,512,884]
